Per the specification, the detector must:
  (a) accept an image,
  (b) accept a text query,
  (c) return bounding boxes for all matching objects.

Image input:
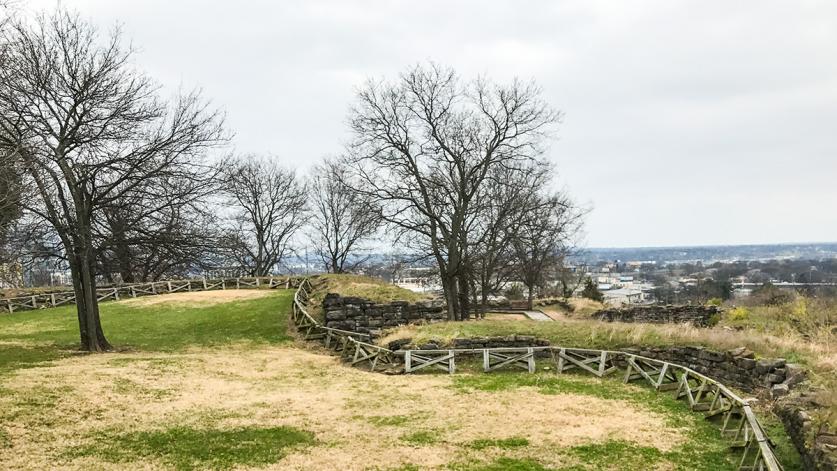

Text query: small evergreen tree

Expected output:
[581,277,604,302]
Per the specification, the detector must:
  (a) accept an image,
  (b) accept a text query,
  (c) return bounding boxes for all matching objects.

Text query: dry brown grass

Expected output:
[0,345,688,470]
[383,318,835,371]
[568,298,606,316]
[119,289,274,308]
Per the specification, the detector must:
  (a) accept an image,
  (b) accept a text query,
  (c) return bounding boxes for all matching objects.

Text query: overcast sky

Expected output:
[26,0,837,248]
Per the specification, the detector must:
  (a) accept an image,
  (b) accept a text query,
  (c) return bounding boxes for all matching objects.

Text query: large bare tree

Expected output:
[309,159,380,273]
[222,156,307,276]
[346,63,559,320]
[0,10,227,351]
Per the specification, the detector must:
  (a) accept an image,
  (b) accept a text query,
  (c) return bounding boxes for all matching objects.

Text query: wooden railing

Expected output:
[290,278,783,471]
[1,276,300,314]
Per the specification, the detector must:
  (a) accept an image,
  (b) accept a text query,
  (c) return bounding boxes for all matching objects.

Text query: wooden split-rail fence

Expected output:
[290,278,783,471]
[0,276,301,314]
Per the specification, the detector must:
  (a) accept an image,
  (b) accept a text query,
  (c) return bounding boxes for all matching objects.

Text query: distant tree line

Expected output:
[0,7,584,350]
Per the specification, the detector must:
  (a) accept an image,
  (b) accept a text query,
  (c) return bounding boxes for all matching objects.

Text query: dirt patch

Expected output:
[0,346,688,470]
[119,289,274,308]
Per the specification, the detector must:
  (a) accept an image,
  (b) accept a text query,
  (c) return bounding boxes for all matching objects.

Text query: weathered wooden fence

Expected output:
[290,278,783,471]
[0,276,300,314]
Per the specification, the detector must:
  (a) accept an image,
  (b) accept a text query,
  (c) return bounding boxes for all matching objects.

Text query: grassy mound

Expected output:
[0,290,291,376]
[306,274,433,321]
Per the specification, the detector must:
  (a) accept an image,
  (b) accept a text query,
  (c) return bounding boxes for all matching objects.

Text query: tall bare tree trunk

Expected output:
[527,285,535,311]
[68,261,90,347]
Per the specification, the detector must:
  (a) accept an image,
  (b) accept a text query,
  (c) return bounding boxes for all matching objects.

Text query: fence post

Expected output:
[527,347,535,373]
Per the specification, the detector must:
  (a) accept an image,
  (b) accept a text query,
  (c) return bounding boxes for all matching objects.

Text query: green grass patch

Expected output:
[452,457,554,471]
[0,426,10,448]
[761,416,804,471]
[0,343,68,376]
[400,430,441,446]
[559,440,664,470]
[69,425,314,470]
[0,291,293,376]
[468,437,529,450]
[379,465,421,471]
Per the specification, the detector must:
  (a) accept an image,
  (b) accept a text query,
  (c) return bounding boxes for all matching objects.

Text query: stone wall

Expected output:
[322,293,446,337]
[776,395,837,471]
[596,305,720,327]
[620,345,801,393]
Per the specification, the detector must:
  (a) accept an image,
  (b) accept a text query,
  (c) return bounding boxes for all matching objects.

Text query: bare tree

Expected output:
[222,156,307,276]
[512,192,584,310]
[94,162,223,282]
[0,10,227,351]
[468,163,551,315]
[346,63,559,320]
[309,159,380,273]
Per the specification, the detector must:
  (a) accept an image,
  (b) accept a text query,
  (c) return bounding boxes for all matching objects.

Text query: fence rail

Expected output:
[1,276,299,314]
[290,278,783,471]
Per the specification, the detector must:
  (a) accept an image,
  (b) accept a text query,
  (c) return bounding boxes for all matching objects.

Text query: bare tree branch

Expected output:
[308,158,380,273]
[221,155,307,277]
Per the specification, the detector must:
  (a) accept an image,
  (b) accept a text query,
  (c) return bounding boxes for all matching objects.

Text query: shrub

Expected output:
[580,278,604,303]
[726,307,750,323]
[504,283,525,301]
[706,298,723,307]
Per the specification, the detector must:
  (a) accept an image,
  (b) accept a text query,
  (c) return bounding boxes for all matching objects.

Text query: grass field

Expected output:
[0,289,802,470]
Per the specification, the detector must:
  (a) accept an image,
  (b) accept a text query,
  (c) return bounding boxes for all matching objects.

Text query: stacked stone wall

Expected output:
[596,305,720,326]
[620,345,800,393]
[775,396,837,471]
[322,293,446,337]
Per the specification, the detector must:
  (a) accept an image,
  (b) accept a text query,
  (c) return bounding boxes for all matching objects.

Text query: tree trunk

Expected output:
[457,275,470,320]
[442,276,460,321]
[76,237,111,352]
[68,260,90,348]
[527,284,535,311]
